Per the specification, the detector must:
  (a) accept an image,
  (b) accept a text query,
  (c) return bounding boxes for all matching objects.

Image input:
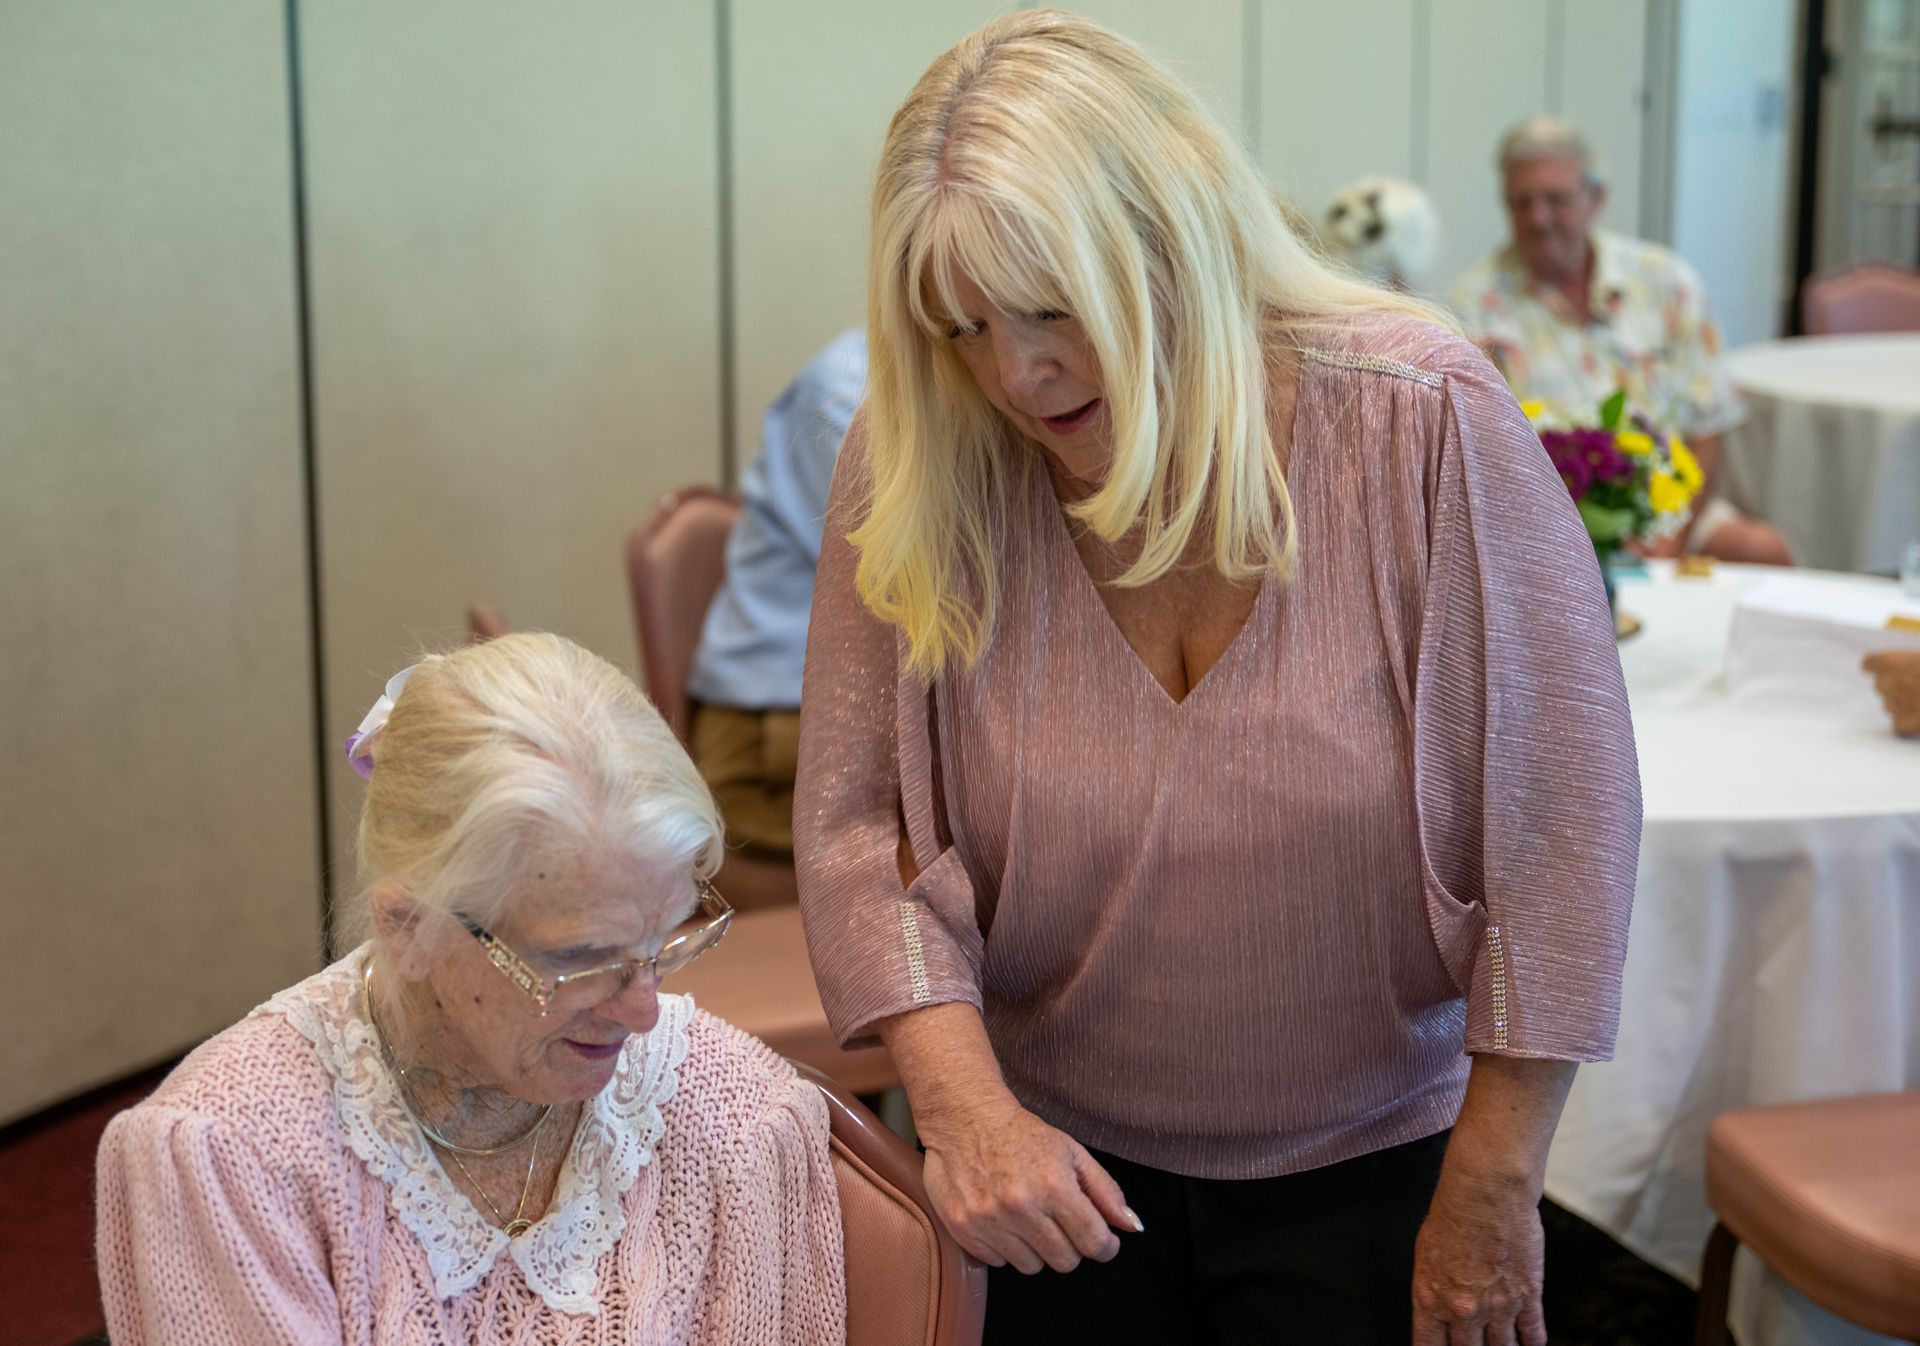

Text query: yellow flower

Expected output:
[1519,400,1545,421]
[1669,439,1704,490]
[1614,430,1654,456]
[1649,471,1692,515]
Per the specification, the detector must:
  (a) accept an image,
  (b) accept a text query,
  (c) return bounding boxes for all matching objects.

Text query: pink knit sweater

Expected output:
[96,952,847,1344]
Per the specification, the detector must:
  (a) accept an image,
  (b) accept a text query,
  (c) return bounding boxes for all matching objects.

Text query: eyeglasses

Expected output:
[458,879,733,1017]
[1504,188,1592,215]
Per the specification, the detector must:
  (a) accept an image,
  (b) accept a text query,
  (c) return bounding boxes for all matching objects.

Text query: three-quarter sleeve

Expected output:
[97,1103,341,1346]
[1413,343,1642,1060]
[795,414,986,1049]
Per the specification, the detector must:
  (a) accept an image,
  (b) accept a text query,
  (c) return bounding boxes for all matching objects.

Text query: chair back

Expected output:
[1802,263,1920,335]
[627,486,743,743]
[797,1063,986,1346]
[466,604,510,643]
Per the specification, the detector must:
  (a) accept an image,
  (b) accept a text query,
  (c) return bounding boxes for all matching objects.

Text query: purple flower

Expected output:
[1540,429,1577,466]
[1571,427,1631,482]
[1541,430,1593,498]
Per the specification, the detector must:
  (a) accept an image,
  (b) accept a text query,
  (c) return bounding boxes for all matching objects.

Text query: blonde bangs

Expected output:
[908,170,1166,547]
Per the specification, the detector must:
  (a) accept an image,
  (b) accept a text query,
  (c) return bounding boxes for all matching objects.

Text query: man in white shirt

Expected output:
[1450,116,1790,565]
[687,329,867,860]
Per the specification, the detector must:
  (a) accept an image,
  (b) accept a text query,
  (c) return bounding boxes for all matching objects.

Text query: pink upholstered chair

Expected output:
[1802,263,1920,335]
[1695,1091,1920,1344]
[627,486,798,913]
[627,485,744,745]
[798,1063,987,1346]
[466,604,510,643]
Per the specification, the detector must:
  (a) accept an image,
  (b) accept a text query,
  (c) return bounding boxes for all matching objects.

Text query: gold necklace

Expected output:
[443,1121,542,1238]
[362,963,552,1156]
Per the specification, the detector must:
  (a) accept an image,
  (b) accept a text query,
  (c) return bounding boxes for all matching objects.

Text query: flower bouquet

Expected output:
[1524,390,1704,636]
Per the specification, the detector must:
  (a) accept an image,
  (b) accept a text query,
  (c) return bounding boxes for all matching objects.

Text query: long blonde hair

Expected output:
[858,9,1451,679]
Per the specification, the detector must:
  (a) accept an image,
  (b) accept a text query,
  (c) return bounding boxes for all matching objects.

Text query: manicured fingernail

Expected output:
[1124,1206,1144,1232]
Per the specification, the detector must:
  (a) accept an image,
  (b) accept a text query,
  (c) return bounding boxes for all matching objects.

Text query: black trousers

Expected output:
[983,1130,1451,1346]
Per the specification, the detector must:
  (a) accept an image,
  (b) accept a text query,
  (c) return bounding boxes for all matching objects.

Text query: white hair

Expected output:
[1496,115,1607,190]
[341,632,722,954]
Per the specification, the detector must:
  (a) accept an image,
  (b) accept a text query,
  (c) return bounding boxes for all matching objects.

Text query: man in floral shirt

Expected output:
[1450,115,1791,564]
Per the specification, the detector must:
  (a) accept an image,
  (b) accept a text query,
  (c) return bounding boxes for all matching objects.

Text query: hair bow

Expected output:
[343,663,420,779]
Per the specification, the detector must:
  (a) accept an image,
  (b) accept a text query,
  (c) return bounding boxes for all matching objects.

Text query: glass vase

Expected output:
[1595,541,1641,640]
[1595,541,1618,616]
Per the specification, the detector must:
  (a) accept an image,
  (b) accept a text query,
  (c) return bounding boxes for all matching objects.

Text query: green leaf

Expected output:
[1577,496,1638,543]
[1599,389,1627,430]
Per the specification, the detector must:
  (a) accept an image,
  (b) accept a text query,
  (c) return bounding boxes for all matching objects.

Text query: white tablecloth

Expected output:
[1544,563,1920,1346]
[1721,335,1920,575]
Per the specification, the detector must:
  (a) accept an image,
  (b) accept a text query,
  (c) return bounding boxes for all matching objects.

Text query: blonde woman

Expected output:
[98,634,845,1345]
[796,12,1639,1345]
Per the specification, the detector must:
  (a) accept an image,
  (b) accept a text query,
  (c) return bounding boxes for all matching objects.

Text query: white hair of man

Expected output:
[1496,114,1607,191]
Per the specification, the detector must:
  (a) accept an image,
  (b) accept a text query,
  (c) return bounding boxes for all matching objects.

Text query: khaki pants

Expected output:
[690,704,799,860]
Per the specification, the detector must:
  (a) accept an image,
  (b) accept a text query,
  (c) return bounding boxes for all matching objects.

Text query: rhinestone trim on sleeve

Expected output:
[898,901,932,1005]
[1486,924,1510,1051]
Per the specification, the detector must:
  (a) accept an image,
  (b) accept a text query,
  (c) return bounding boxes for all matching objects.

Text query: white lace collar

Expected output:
[252,946,692,1317]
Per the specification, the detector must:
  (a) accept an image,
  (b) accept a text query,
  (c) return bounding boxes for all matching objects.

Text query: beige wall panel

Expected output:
[1061,1,1246,138]
[1426,1,1552,289]
[730,0,1000,452]
[0,5,320,1120]
[1561,0,1648,245]
[730,2,1244,455]
[1257,0,1418,221]
[302,3,720,898]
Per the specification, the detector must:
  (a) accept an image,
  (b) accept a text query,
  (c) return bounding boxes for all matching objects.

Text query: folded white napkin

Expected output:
[1726,574,1920,718]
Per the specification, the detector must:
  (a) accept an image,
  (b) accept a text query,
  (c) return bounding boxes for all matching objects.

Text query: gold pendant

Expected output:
[503,1218,532,1238]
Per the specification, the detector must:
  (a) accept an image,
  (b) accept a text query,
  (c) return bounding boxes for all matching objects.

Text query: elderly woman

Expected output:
[97,634,845,1344]
[796,12,1639,1346]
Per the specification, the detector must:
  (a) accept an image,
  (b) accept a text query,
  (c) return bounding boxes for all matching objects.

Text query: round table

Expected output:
[1721,334,1920,575]
[1545,562,1920,1346]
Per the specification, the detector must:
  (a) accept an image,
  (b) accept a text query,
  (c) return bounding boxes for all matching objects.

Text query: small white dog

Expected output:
[1322,176,1440,292]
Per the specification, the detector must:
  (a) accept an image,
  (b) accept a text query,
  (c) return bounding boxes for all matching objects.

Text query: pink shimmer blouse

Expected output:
[795,315,1641,1181]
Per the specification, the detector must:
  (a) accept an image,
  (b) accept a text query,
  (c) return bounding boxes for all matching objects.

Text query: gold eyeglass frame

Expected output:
[458,878,733,1016]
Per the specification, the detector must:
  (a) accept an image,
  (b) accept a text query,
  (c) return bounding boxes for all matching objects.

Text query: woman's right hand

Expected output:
[917,1090,1138,1273]
[877,1001,1138,1273]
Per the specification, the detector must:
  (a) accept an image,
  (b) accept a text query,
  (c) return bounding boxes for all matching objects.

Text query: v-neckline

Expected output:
[1036,366,1305,712]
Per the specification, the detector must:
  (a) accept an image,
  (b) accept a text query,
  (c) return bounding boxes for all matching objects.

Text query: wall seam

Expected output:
[714,0,738,485]
[1242,0,1262,158]
[1641,0,1681,244]
[283,0,333,960]
[1411,0,1432,184]
[1547,0,1567,115]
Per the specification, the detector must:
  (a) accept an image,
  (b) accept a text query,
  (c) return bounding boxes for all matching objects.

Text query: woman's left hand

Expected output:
[1410,1171,1547,1346]
[1411,1053,1577,1346]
